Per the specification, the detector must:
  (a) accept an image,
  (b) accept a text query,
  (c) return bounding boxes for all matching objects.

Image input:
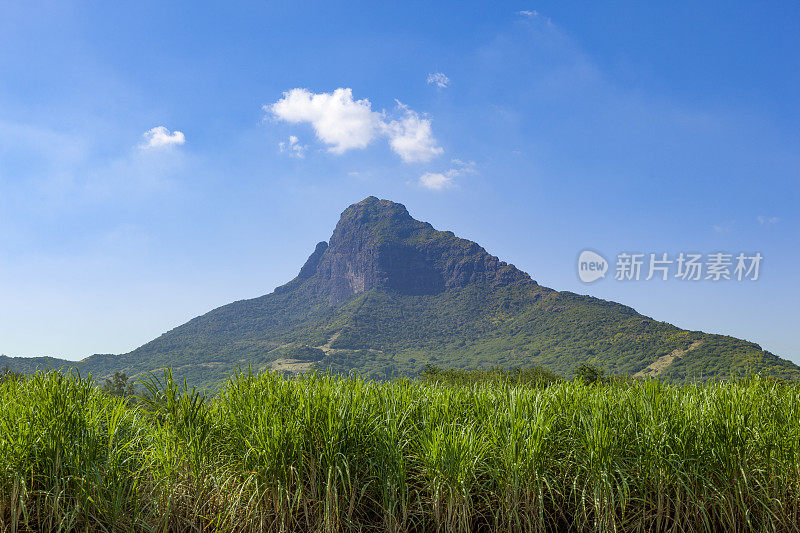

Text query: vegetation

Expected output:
[0,365,22,384]
[419,364,563,387]
[574,363,607,385]
[3,369,800,531]
[4,197,799,390]
[100,371,137,398]
[4,283,797,390]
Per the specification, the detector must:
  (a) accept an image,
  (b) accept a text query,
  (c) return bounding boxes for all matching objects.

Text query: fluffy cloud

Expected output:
[269,88,382,154]
[141,126,185,149]
[268,88,442,163]
[518,10,538,17]
[418,158,476,191]
[384,103,444,163]
[278,135,307,158]
[426,72,450,89]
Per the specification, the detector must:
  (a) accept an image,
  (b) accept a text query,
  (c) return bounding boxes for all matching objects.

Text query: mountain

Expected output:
[5,196,799,388]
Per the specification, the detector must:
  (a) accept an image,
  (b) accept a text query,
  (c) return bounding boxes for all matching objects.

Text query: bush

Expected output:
[575,363,607,384]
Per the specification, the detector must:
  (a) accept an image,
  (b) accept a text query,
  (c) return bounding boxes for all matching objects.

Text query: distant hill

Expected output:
[0,355,78,375]
[5,196,799,388]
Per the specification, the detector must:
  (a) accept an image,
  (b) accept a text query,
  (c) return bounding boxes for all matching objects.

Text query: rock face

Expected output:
[299,197,533,304]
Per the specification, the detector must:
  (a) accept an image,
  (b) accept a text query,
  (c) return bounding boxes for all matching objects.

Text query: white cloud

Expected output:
[141,126,185,149]
[518,10,539,17]
[419,172,454,191]
[268,88,443,163]
[278,135,307,158]
[418,159,476,191]
[712,220,735,233]
[450,158,476,171]
[757,215,779,225]
[427,72,450,89]
[268,88,382,154]
[384,102,444,163]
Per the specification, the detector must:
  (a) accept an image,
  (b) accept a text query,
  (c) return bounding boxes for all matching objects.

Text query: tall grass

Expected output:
[2,369,800,531]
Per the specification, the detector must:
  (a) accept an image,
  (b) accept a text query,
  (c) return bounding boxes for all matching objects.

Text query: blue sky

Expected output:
[1,1,798,363]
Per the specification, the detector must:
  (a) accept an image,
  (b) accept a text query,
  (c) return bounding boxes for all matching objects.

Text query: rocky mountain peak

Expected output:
[336,196,412,227]
[296,197,534,304]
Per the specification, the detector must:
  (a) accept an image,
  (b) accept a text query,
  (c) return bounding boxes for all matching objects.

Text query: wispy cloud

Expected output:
[450,158,476,170]
[278,135,307,159]
[518,10,539,17]
[418,158,476,191]
[140,126,185,149]
[0,118,187,211]
[712,220,736,233]
[267,88,443,163]
[426,72,450,89]
[757,215,779,225]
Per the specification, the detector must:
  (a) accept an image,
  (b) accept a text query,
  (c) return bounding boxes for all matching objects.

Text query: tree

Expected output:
[101,371,136,398]
[575,363,606,385]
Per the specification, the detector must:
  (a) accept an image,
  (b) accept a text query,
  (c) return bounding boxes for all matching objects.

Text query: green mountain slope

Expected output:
[5,197,798,387]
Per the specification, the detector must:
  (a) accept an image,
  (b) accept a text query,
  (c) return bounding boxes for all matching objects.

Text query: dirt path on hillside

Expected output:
[634,340,703,378]
[270,332,344,374]
[319,331,341,353]
[269,358,315,373]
